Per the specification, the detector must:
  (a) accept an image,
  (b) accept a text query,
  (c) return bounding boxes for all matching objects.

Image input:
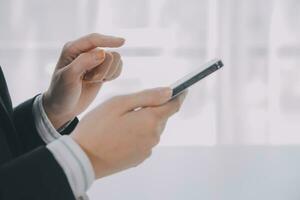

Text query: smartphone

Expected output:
[170,58,224,99]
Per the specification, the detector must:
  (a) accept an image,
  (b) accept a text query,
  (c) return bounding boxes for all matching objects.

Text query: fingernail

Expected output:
[95,50,105,62]
[158,87,173,100]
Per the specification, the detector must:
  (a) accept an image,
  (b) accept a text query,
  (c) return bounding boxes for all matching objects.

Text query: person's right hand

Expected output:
[71,87,187,179]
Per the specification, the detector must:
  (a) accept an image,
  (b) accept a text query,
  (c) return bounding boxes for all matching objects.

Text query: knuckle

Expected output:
[147,112,159,127]
[62,41,72,53]
[151,135,160,146]
[58,69,73,83]
[53,69,63,81]
[174,100,181,112]
[147,150,153,158]
[141,89,156,103]
[149,98,158,106]
[132,162,140,168]
[66,64,78,76]
[89,32,100,38]
[79,52,91,61]
[175,106,180,113]
[152,110,164,121]
[88,33,101,42]
[60,68,69,79]
[143,150,152,159]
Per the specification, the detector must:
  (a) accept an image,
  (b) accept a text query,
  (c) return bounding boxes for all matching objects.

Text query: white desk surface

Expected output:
[88,146,300,200]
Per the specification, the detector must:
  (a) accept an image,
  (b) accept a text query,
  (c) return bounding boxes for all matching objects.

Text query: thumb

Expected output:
[117,87,172,113]
[65,49,106,80]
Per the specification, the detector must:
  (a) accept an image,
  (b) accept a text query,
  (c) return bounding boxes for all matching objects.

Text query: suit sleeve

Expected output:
[0,146,76,200]
[13,96,78,153]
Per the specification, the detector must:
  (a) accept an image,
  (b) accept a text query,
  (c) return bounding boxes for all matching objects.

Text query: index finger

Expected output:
[150,91,188,120]
[64,33,125,58]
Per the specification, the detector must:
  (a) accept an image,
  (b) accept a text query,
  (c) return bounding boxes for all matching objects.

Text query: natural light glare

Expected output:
[1,0,300,146]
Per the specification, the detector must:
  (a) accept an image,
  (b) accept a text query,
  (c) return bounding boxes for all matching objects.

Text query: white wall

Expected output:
[1,0,300,146]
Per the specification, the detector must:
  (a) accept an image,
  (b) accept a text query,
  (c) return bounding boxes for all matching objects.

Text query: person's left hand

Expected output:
[43,33,125,129]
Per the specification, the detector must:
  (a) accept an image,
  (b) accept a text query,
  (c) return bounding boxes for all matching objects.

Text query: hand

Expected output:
[43,33,125,129]
[71,87,187,179]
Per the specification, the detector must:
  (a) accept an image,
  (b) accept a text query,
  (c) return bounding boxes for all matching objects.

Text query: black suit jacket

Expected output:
[0,66,78,200]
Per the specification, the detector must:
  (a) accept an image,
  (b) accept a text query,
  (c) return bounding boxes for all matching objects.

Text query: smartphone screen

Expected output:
[170,59,224,98]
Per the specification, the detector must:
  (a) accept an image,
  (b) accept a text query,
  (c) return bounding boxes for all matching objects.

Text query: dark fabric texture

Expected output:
[0,66,77,200]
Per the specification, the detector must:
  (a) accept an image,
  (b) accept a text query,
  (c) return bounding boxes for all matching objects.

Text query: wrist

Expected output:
[71,132,108,179]
[42,92,74,129]
[71,133,98,176]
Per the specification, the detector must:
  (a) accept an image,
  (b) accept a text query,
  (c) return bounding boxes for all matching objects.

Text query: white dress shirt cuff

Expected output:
[32,94,95,199]
[47,135,95,199]
[32,94,61,143]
